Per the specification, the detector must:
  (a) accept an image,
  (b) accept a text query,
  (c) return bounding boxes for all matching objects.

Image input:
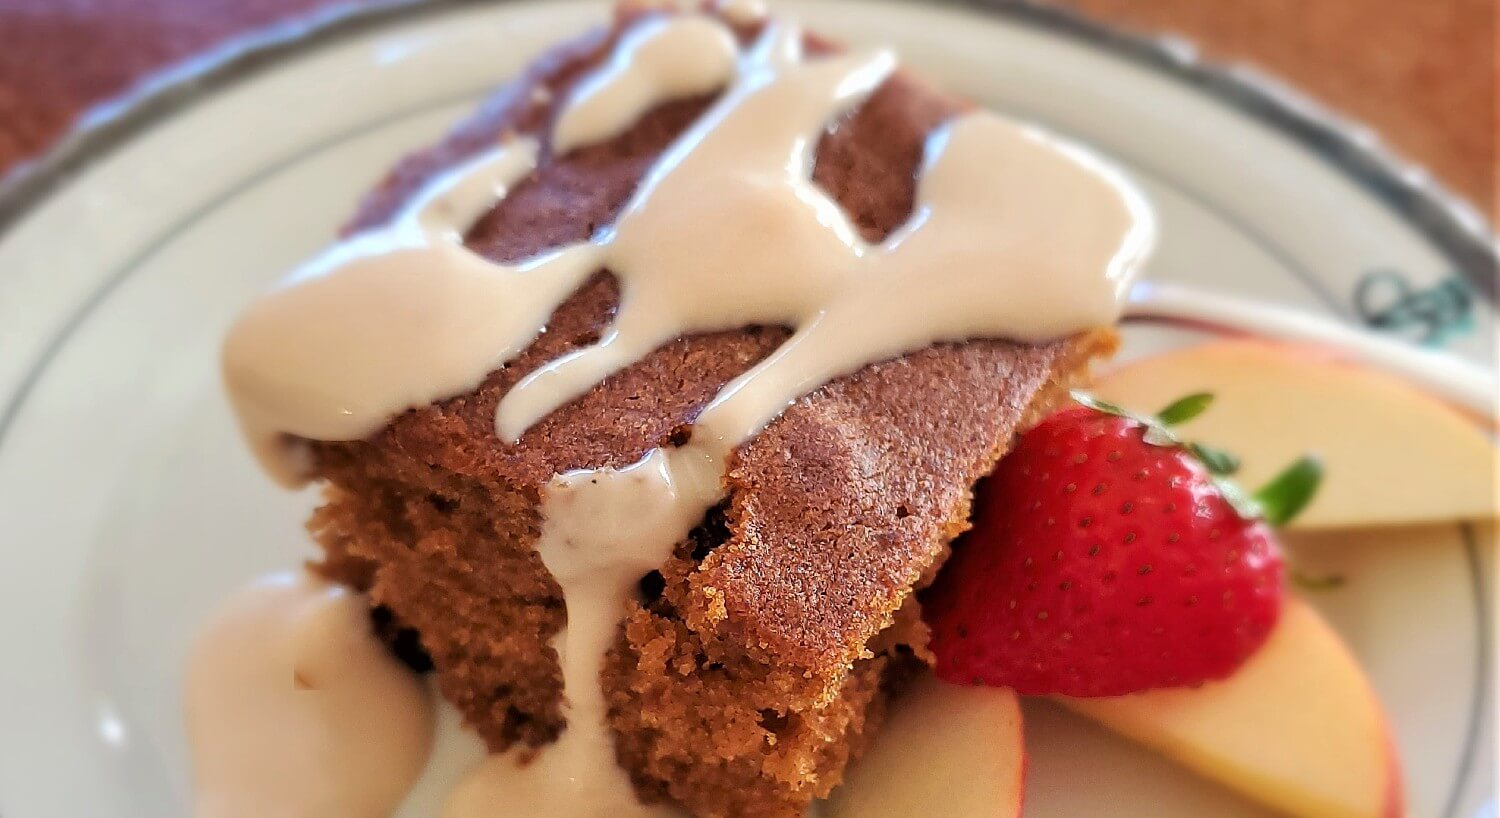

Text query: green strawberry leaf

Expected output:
[1292,568,1347,591]
[1188,442,1241,476]
[1253,456,1324,526]
[1070,390,1131,418]
[1156,392,1214,426]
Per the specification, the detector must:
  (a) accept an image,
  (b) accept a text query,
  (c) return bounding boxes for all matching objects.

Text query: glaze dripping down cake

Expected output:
[220,4,1147,816]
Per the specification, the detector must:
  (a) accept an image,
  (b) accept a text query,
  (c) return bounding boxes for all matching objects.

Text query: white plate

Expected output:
[0,1,1493,816]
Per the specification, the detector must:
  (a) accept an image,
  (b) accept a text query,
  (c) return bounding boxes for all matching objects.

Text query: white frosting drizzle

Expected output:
[213,11,1155,818]
[502,85,1151,448]
[185,572,434,818]
[496,31,898,437]
[552,15,739,155]
[444,450,704,817]
[224,18,1148,478]
[222,140,604,486]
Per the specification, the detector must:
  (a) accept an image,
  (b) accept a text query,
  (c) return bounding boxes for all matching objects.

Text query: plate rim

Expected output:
[0,0,1494,302]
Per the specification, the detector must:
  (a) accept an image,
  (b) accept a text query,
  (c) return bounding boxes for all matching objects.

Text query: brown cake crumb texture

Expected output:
[308,8,1116,817]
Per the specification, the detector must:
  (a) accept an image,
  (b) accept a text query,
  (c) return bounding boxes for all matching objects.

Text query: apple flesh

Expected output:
[1092,339,1496,529]
[822,677,1025,818]
[1061,598,1403,818]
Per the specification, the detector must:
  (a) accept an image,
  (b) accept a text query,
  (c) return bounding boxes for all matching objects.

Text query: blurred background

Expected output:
[0,0,1493,217]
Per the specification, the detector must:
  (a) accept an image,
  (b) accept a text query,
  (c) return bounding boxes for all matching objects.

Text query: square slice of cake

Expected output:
[222,5,1143,816]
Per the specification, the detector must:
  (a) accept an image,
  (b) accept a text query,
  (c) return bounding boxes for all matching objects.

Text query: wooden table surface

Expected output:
[0,0,1492,213]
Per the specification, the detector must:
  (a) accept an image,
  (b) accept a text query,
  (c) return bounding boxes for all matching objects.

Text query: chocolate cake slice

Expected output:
[296,8,1117,817]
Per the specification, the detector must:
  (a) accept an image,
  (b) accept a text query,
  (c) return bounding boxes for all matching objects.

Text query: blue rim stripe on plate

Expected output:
[0,0,1490,300]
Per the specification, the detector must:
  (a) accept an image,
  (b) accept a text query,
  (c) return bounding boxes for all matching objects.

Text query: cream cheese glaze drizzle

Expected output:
[209,10,1155,818]
[185,572,435,818]
[222,140,600,486]
[443,450,705,818]
[552,15,739,154]
[223,16,1150,477]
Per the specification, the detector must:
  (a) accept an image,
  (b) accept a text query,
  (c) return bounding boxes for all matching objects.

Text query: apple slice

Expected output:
[1061,598,1402,818]
[1091,339,1496,529]
[822,677,1025,818]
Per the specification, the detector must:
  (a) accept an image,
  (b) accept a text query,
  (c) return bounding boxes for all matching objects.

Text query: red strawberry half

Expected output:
[923,392,1321,698]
